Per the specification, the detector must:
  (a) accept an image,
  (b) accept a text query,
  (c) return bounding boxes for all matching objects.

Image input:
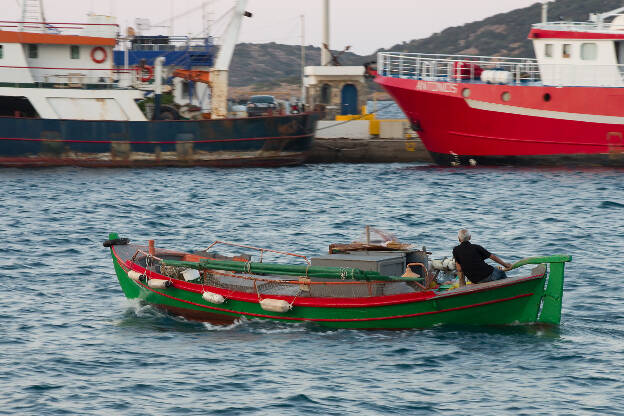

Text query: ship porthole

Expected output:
[501,91,511,102]
[543,93,551,102]
[462,88,471,98]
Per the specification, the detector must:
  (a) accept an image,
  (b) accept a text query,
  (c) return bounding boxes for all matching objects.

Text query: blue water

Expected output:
[2,164,624,415]
[367,100,405,119]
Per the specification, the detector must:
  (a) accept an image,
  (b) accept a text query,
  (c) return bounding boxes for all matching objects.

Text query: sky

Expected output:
[8,0,543,55]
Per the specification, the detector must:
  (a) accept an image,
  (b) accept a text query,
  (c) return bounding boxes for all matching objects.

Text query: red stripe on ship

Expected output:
[529,28,624,40]
[0,133,313,145]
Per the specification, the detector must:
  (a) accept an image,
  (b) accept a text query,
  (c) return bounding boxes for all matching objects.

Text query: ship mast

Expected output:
[321,0,331,66]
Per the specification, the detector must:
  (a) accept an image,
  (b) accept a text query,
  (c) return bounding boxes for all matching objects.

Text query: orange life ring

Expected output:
[135,65,154,82]
[90,46,107,64]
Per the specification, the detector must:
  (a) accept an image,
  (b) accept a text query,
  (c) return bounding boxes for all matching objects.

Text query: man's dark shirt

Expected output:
[452,241,493,283]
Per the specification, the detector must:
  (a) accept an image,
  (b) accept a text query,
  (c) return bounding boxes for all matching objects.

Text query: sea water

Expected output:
[1,164,623,415]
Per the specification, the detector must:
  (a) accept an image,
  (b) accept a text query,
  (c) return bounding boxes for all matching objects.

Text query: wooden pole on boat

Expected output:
[365,225,370,245]
[148,240,155,256]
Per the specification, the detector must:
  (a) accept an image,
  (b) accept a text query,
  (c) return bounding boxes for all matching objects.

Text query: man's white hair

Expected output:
[458,228,471,242]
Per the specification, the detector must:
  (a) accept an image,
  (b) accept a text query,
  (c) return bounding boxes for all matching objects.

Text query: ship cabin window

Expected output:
[70,45,80,59]
[0,45,3,59]
[581,43,597,60]
[28,44,38,59]
[562,44,572,59]
[544,44,553,58]
[0,96,39,118]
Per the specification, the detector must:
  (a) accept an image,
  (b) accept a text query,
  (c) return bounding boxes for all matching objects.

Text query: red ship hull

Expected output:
[376,76,624,166]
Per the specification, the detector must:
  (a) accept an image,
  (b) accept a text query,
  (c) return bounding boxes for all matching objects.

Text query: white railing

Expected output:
[0,20,118,37]
[532,19,624,32]
[378,52,624,87]
[0,65,149,88]
[378,52,541,84]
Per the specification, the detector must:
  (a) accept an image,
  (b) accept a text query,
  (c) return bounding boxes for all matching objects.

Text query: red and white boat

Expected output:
[375,6,624,166]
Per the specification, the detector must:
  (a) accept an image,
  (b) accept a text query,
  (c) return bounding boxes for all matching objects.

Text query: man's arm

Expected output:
[490,254,512,271]
[456,261,466,287]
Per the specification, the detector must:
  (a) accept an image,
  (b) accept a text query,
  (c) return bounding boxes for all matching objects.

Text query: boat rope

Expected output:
[315,102,398,131]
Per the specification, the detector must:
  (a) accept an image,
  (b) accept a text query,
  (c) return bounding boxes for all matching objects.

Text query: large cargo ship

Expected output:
[375,6,624,166]
[0,1,317,168]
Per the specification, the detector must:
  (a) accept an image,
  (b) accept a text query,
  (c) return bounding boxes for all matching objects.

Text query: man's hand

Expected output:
[491,254,512,271]
[498,262,512,271]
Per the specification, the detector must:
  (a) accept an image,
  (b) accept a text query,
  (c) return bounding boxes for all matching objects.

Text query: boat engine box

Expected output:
[311,252,406,277]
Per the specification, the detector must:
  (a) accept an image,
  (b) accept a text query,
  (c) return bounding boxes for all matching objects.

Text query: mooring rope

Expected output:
[315,102,399,131]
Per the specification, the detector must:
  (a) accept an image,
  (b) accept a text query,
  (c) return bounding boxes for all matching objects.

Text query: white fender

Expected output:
[202,291,225,304]
[260,298,291,313]
[128,270,143,282]
[148,279,172,289]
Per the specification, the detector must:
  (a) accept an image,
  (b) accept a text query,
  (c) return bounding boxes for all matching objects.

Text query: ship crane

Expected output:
[590,7,624,29]
[170,1,251,119]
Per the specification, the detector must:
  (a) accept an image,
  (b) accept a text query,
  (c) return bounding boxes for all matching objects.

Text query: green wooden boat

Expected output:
[104,233,571,329]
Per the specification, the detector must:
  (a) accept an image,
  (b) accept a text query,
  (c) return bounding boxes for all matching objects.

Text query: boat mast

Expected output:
[301,14,306,103]
[211,0,251,119]
[321,0,331,66]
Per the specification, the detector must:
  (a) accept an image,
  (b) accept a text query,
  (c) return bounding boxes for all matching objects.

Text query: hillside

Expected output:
[381,0,624,57]
[229,43,363,87]
[228,0,624,95]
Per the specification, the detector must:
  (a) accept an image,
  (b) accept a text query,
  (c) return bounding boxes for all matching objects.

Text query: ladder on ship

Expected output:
[19,0,46,33]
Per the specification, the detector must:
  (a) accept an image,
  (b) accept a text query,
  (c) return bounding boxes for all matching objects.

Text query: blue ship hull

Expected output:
[0,113,318,167]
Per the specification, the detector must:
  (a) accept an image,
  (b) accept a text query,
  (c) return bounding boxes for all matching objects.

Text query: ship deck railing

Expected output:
[0,20,118,37]
[378,52,541,83]
[532,19,624,33]
[0,65,148,89]
[378,51,624,87]
[122,36,213,53]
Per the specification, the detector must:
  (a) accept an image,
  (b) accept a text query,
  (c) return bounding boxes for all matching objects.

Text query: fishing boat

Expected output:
[104,232,571,329]
[0,1,317,168]
[375,5,624,166]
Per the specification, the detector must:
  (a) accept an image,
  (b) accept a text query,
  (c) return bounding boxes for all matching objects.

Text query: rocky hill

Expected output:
[228,0,623,95]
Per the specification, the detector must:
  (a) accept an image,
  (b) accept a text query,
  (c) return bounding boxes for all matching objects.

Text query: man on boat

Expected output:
[453,229,512,286]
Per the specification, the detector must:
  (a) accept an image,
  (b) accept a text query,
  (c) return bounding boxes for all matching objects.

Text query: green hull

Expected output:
[108,236,571,329]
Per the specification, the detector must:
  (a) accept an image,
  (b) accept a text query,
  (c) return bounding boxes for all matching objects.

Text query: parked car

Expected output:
[246,95,279,117]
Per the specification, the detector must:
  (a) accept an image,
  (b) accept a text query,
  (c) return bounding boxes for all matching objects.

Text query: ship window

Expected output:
[562,44,572,58]
[0,45,3,59]
[70,45,79,59]
[544,44,553,58]
[501,91,511,102]
[28,44,38,59]
[581,43,597,60]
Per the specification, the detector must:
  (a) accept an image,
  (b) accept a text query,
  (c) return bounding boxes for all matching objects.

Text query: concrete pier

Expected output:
[306,119,432,163]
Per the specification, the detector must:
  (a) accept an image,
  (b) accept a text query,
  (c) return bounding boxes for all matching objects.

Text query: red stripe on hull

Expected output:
[376,76,624,164]
[133,277,534,323]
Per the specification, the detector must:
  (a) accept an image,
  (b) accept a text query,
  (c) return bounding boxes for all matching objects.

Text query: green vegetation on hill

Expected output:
[229,0,623,88]
[381,0,624,57]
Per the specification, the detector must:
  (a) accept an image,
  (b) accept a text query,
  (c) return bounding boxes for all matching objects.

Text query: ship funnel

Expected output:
[541,2,548,23]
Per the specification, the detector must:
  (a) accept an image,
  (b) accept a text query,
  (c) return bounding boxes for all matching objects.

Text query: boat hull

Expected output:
[376,76,624,167]
[0,113,318,168]
[109,243,561,329]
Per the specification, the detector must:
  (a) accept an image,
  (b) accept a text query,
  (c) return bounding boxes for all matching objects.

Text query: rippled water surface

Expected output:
[1,164,623,415]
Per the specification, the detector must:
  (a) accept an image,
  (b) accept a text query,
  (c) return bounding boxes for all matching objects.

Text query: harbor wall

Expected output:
[307,119,432,163]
